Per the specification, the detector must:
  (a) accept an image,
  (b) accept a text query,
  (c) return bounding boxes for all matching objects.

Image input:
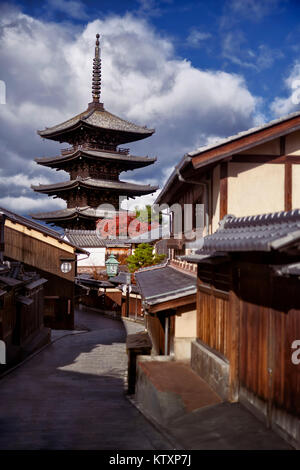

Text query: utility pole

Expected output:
[125,272,131,318]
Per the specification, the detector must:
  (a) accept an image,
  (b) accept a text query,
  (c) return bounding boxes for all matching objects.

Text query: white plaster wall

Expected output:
[228,162,285,216]
[212,165,220,233]
[77,247,106,267]
[174,306,197,362]
[174,306,197,338]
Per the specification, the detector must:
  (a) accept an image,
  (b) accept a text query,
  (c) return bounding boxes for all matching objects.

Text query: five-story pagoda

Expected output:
[32,34,158,230]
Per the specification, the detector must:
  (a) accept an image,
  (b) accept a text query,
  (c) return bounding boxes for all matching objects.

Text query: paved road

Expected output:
[0,307,172,450]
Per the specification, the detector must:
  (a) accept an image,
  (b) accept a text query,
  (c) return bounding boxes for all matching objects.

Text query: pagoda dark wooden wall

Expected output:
[194,259,300,448]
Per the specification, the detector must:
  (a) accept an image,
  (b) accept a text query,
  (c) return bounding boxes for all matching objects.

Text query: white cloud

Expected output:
[0,196,65,212]
[0,172,51,188]
[270,61,300,116]
[222,31,283,70]
[46,0,88,20]
[186,29,212,48]
[226,0,282,22]
[0,6,259,216]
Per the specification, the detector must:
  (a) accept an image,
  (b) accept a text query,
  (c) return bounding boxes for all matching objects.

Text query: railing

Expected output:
[170,257,197,275]
[60,144,130,155]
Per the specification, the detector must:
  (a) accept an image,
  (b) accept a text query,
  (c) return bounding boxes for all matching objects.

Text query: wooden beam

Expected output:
[231,154,286,164]
[149,294,196,313]
[227,154,300,164]
[220,162,228,220]
[285,161,292,211]
[280,136,286,156]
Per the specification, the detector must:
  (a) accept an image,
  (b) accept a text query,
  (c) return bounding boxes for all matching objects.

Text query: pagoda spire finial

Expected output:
[92,33,101,103]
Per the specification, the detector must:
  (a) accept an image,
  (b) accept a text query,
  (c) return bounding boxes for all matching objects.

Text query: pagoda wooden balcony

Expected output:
[60,144,130,156]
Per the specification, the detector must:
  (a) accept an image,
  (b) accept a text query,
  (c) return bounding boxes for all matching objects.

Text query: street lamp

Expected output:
[105,253,120,278]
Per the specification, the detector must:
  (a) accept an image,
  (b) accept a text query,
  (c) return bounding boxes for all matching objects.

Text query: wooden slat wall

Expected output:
[197,263,231,359]
[271,276,300,416]
[238,264,270,401]
[121,295,142,318]
[197,259,300,442]
[198,286,230,358]
[272,307,300,415]
[239,299,269,400]
[146,314,165,355]
[4,226,75,281]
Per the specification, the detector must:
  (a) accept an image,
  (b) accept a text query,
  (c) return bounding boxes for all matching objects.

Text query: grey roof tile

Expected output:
[35,149,156,168]
[196,209,300,254]
[31,177,158,195]
[38,107,155,139]
[64,230,106,247]
[135,264,196,304]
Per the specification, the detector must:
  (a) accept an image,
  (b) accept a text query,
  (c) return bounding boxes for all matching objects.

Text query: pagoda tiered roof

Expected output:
[37,103,155,144]
[35,148,157,170]
[31,177,158,196]
[30,207,109,228]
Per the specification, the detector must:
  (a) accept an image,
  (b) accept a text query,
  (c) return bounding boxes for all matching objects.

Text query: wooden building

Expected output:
[64,230,132,275]
[0,214,50,369]
[0,207,86,329]
[184,210,300,448]
[152,109,300,362]
[76,272,143,320]
[135,262,196,359]
[32,34,157,230]
[149,109,300,447]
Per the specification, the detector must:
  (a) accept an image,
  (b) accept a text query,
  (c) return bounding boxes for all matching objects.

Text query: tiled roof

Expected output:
[109,272,130,284]
[35,149,157,169]
[135,263,196,305]
[196,209,300,254]
[104,239,132,247]
[64,230,132,248]
[75,277,115,289]
[31,178,158,195]
[64,230,106,247]
[31,206,115,221]
[38,106,155,142]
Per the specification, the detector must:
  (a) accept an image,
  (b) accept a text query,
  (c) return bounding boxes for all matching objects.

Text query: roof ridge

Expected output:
[221,209,300,230]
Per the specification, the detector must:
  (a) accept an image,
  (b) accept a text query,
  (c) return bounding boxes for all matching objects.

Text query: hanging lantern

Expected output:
[105,253,119,278]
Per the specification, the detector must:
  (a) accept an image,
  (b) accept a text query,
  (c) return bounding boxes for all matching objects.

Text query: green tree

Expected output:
[125,243,166,273]
[135,205,162,224]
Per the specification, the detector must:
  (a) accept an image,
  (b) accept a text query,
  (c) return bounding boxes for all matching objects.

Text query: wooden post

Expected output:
[126,285,129,318]
[220,162,228,220]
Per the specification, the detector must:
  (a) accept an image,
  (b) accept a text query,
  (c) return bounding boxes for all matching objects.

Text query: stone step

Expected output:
[135,357,222,425]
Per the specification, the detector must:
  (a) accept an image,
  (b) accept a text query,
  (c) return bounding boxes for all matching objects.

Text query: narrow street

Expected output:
[0,307,172,450]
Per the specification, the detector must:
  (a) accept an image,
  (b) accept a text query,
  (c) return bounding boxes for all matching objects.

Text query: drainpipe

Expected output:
[176,169,210,235]
[164,315,169,355]
[0,212,6,264]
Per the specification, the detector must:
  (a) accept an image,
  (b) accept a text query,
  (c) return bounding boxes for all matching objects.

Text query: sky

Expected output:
[1,0,300,221]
